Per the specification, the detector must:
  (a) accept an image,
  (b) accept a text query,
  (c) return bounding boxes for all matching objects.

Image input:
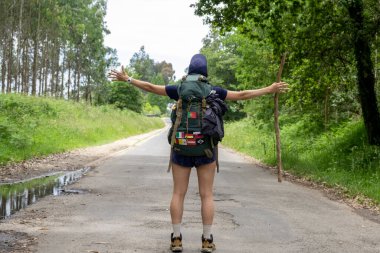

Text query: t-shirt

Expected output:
[165,85,227,101]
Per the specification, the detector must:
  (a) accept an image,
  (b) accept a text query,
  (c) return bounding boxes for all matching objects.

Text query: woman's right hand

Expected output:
[108,66,129,82]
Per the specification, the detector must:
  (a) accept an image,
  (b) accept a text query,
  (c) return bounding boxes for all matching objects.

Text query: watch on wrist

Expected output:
[127,77,133,83]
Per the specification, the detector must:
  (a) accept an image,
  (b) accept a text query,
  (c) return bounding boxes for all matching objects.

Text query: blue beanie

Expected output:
[188,54,208,77]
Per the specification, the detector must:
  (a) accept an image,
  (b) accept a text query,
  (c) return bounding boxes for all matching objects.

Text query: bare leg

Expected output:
[196,161,216,225]
[170,163,191,224]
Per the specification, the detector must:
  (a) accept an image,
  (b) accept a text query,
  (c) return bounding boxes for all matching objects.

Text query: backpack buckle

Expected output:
[198,75,207,82]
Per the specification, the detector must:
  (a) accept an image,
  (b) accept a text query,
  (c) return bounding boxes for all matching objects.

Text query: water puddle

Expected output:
[0,167,90,220]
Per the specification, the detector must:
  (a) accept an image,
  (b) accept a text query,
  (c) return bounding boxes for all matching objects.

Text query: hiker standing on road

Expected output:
[109,54,288,253]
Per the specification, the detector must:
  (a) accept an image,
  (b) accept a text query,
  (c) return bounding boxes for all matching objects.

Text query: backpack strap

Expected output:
[167,98,183,172]
[215,145,219,173]
[202,97,207,113]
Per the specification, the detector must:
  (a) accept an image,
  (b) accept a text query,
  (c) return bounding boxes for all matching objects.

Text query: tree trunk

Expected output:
[76,49,81,102]
[55,46,60,98]
[67,57,71,99]
[55,45,61,98]
[38,63,42,96]
[15,0,24,94]
[348,0,380,145]
[375,33,378,80]
[22,38,29,94]
[44,56,48,96]
[274,54,286,182]
[61,47,65,98]
[73,69,77,101]
[87,74,92,103]
[32,36,39,96]
[31,0,40,96]
[50,42,56,96]
[324,87,330,129]
[7,39,13,93]
[43,38,48,96]
[1,48,6,93]
[76,68,81,102]
[7,25,14,93]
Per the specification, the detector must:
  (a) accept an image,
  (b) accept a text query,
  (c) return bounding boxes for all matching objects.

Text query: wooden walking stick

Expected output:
[274,54,286,182]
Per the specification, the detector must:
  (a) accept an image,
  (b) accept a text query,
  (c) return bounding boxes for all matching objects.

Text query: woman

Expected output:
[109,54,288,253]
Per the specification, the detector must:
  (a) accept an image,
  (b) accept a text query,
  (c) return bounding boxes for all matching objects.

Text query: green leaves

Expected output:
[0,0,110,103]
[194,0,380,143]
[126,47,174,115]
[107,81,143,113]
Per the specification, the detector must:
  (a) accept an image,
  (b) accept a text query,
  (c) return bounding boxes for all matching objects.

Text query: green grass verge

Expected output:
[223,117,380,205]
[0,94,164,165]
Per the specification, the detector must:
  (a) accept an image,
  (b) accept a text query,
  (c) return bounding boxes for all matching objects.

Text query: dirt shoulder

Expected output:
[0,127,168,184]
[220,145,380,223]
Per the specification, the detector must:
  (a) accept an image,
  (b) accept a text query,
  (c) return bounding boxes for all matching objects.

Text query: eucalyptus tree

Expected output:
[129,46,156,82]
[154,61,175,84]
[0,0,111,104]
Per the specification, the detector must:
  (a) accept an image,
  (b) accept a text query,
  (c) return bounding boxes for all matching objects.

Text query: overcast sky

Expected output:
[104,0,210,79]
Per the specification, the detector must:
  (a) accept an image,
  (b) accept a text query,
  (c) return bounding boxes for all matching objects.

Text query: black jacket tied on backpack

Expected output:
[202,91,228,144]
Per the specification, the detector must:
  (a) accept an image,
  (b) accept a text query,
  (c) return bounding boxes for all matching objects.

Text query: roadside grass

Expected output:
[223,117,380,205]
[0,94,164,165]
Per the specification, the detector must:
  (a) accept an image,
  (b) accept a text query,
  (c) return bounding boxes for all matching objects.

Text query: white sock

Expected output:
[172,223,181,237]
[203,224,212,239]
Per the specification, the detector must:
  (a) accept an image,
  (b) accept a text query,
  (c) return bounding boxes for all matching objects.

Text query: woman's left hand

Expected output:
[269,82,289,93]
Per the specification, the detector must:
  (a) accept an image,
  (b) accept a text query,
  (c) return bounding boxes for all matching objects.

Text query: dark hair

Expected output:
[188,54,208,77]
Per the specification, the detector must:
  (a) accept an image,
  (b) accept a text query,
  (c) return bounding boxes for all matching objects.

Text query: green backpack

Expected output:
[167,74,218,170]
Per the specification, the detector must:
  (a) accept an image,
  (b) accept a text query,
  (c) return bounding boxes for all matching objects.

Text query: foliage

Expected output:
[129,46,175,83]
[200,31,239,88]
[127,46,174,114]
[130,46,156,82]
[154,61,176,84]
[145,74,170,114]
[107,81,144,113]
[192,0,380,203]
[0,0,113,103]
[193,0,380,144]
[0,94,164,165]
[199,31,246,120]
[143,102,161,116]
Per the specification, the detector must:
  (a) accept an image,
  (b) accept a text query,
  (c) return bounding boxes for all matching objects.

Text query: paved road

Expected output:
[2,128,380,253]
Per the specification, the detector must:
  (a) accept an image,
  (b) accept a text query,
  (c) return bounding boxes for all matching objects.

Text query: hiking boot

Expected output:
[201,234,216,253]
[170,233,183,252]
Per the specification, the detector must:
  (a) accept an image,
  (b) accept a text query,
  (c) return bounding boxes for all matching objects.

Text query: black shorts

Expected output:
[172,151,215,168]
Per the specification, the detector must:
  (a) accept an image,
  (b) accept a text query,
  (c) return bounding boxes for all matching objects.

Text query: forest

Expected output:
[0,0,116,103]
[0,0,379,203]
[193,0,380,143]
[0,0,177,115]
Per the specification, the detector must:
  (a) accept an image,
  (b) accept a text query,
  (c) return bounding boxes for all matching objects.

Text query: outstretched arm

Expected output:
[108,66,167,96]
[226,82,289,101]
